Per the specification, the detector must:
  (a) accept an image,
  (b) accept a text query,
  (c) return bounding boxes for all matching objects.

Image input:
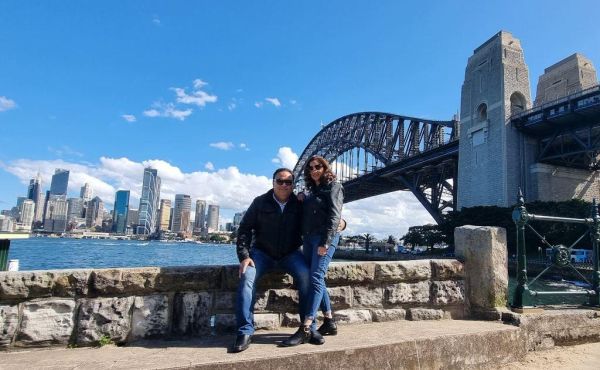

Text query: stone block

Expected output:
[353,286,383,308]
[76,296,134,345]
[157,266,223,292]
[375,261,432,282]
[220,265,240,290]
[16,299,76,346]
[0,304,19,346]
[431,259,464,280]
[257,271,294,290]
[407,308,444,321]
[326,262,375,286]
[265,289,299,313]
[281,312,301,327]
[254,313,280,330]
[214,313,236,333]
[431,280,465,305]
[52,270,91,297]
[370,308,406,322]
[333,309,372,324]
[455,226,508,310]
[0,271,55,300]
[90,268,161,296]
[253,290,269,312]
[327,286,353,310]
[385,281,431,305]
[172,292,213,336]
[213,291,236,311]
[130,294,169,340]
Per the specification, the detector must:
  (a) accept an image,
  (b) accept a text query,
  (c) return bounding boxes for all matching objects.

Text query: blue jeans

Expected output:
[236,248,310,335]
[304,233,340,320]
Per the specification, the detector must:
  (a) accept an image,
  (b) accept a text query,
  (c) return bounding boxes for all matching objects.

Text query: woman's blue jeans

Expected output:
[304,233,340,320]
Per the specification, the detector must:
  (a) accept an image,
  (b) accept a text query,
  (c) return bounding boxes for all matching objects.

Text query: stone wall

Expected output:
[0,259,466,348]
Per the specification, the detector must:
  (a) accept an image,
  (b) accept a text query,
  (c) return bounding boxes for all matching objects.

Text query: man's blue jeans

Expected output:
[236,248,310,335]
[304,233,340,320]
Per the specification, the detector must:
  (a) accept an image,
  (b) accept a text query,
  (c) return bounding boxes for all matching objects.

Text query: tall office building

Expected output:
[194,200,207,233]
[44,195,68,233]
[112,190,130,234]
[158,199,172,231]
[136,168,161,235]
[86,196,104,228]
[19,199,35,227]
[172,194,191,233]
[27,174,44,222]
[127,208,139,231]
[67,198,84,221]
[233,211,245,229]
[50,169,69,197]
[206,204,219,232]
[80,183,93,201]
[0,215,14,232]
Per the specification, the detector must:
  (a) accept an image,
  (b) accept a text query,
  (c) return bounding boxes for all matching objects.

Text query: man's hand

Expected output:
[317,246,328,256]
[239,258,255,277]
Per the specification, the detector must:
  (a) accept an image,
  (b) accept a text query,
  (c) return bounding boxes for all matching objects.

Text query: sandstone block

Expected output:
[257,271,294,290]
[327,286,353,310]
[281,312,301,327]
[326,262,375,285]
[157,266,223,292]
[172,292,212,336]
[407,308,444,321]
[16,299,75,346]
[90,268,161,295]
[265,289,299,313]
[214,291,236,311]
[254,313,280,330]
[385,281,431,305]
[253,290,269,312]
[0,304,19,346]
[353,286,383,308]
[431,259,464,280]
[52,270,91,297]
[0,271,54,300]
[431,280,465,305]
[76,296,134,345]
[130,294,169,340]
[375,260,432,282]
[333,309,372,324]
[370,308,406,322]
[214,313,236,333]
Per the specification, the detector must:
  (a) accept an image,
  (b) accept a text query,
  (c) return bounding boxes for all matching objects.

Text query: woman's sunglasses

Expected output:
[308,164,323,171]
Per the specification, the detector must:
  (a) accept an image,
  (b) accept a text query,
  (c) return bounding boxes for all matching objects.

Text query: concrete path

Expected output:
[0,320,523,369]
[496,341,600,370]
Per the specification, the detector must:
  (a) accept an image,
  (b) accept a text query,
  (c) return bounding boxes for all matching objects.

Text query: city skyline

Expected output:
[1,1,599,238]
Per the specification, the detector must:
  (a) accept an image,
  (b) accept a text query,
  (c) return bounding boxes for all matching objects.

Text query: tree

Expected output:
[361,233,374,253]
[387,235,397,245]
[400,224,444,250]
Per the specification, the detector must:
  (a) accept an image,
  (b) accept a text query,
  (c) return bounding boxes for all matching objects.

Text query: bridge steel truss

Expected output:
[293,112,459,223]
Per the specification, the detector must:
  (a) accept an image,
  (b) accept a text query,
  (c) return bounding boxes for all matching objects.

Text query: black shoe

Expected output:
[232,334,251,353]
[310,328,325,345]
[318,317,338,336]
[280,325,311,347]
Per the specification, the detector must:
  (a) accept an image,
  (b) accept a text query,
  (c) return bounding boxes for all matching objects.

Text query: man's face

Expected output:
[273,171,293,201]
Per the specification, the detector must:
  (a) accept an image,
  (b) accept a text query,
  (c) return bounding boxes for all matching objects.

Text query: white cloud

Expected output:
[143,109,161,118]
[265,97,281,107]
[193,79,208,89]
[152,16,161,25]
[239,143,250,151]
[228,102,236,111]
[143,103,192,121]
[254,102,263,108]
[210,141,235,150]
[121,114,136,122]
[271,147,298,169]
[172,79,217,108]
[0,96,17,112]
[48,146,84,158]
[205,162,215,171]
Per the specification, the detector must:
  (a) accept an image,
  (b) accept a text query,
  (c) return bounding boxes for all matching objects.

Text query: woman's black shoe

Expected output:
[318,317,338,336]
[280,325,311,347]
[232,334,252,353]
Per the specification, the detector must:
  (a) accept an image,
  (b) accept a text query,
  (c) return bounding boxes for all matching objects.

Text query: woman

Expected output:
[282,155,344,346]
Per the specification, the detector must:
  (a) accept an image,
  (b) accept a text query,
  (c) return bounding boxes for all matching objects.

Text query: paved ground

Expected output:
[496,341,600,370]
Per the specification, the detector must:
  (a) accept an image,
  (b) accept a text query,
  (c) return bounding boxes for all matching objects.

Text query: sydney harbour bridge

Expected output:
[292,32,600,224]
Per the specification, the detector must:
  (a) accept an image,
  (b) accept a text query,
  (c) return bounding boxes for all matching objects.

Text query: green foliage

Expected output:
[386,235,397,245]
[361,233,374,253]
[400,224,445,249]
[98,335,114,347]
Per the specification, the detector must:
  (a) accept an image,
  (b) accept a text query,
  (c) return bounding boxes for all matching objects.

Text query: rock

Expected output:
[431,281,465,305]
[157,266,223,292]
[333,309,372,324]
[326,263,375,285]
[407,308,444,321]
[370,308,406,322]
[257,271,294,290]
[0,304,19,346]
[253,290,269,312]
[281,313,301,327]
[455,226,508,310]
[130,295,169,340]
[0,271,54,300]
[254,313,280,330]
[172,292,212,336]
[431,259,464,280]
[385,281,431,305]
[76,296,134,345]
[16,299,76,346]
[375,261,432,282]
[265,289,299,313]
[90,268,161,296]
[213,292,236,311]
[52,270,91,297]
[353,286,383,308]
[327,286,353,310]
[214,313,236,333]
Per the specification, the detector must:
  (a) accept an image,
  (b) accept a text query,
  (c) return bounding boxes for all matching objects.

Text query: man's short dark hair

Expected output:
[272,168,294,181]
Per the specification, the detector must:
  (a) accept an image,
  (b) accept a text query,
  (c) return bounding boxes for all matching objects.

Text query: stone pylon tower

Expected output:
[457,31,534,208]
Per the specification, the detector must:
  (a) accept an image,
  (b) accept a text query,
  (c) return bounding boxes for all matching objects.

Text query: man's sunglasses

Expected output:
[308,164,323,171]
[275,179,293,186]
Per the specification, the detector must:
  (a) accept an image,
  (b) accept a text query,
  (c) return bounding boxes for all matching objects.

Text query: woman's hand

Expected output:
[318,246,328,256]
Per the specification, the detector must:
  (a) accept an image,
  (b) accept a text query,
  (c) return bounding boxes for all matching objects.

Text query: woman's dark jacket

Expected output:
[236,189,302,262]
[302,180,344,247]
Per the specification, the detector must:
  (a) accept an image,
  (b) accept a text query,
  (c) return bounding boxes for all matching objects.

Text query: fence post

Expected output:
[512,191,533,309]
[590,199,600,307]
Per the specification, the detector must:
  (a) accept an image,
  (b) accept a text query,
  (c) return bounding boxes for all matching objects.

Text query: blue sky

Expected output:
[1,1,599,237]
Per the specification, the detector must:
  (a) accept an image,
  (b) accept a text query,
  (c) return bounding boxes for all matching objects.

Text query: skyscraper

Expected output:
[158,199,172,231]
[80,183,93,201]
[66,198,84,221]
[86,196,104,228]
[127,208,139,231]
[194,200,207,233]
[19,199,35,227]
[137,168,161,235]
[207,204,219,232]
[27,174,43,222]
[50,169,69,197]
[233,211,245,229]
[172,194,191,233]
[112,190,130,234]
[44,195,68,233]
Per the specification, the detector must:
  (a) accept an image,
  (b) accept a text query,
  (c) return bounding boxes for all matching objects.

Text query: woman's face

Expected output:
[308,160,324,184]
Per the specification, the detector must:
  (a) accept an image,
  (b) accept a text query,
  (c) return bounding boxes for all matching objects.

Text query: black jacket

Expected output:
[236,189,302,262]
[302,180,344,247]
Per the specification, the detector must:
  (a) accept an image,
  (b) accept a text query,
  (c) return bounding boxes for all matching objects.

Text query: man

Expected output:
[232,168,323,353]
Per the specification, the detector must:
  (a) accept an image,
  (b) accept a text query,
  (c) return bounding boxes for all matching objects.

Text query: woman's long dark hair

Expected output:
[303,155,336,191]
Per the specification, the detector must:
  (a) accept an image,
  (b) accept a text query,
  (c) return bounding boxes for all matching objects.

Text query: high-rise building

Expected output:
[136,168,161,235]
[112,190,130,234]
[67,198,84,221]
[207,204,219,232]
[50,169,70,197]
[19,199,35,227]
[127,208,139,231]
[27,174,44,222]
[172,194,191,233]
[86,196,104,228]
[0,215,14,232]
[43,195,68,233]
[80,183,93,202]
[158,199,172,231]
[233,211,245,229]
[194,200,207,232]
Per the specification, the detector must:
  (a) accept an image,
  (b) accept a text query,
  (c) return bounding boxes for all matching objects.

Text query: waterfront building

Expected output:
[27,174,44,222]
[86,196,104,228]
[172,194,191,233]
[50,169,69,197]
[127,208,139,231]
[80,183,93,202]
[207,204,219,232]
[19,199,35,227]
[44,195,68,233]
[67,198,84,222]
[158,199,172,231]
[0,215,14,232]
[136,168,161,235]
[233,211,245,229]
[112,190,130,234]
[194,200,207,233]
